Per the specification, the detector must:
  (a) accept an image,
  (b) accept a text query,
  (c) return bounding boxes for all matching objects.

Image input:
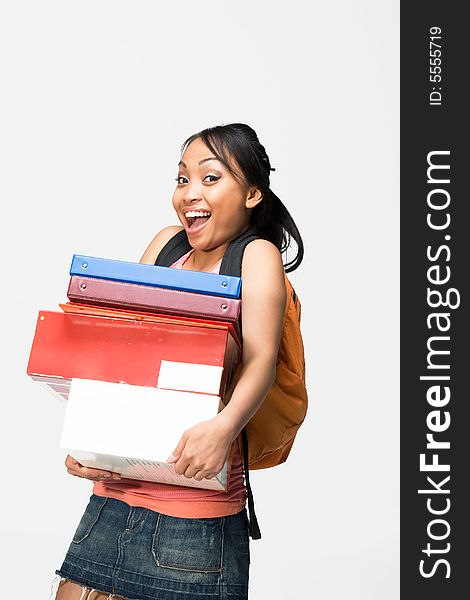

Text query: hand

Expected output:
[167,417,235,481]
[65,454,122,481]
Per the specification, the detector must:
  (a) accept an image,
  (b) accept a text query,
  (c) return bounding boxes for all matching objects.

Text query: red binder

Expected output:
[58,302,241,343]
[27,311,240,400]
[67,276,241,322]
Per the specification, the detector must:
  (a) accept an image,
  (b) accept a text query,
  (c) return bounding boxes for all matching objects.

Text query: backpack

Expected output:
[156,227,308,538]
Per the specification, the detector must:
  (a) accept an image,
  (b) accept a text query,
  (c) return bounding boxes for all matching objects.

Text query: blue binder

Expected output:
[69,255,241,299]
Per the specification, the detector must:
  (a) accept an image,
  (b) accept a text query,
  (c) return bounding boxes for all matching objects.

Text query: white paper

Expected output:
[157,359,223,395]
[60,378,227,490]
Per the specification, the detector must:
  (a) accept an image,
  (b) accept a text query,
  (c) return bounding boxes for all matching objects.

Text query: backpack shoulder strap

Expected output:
[219,227,262,276]
[154,229,192,266]
[241,429,262,539]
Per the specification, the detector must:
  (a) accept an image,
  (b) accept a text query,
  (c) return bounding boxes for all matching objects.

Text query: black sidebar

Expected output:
[401,3,468,598]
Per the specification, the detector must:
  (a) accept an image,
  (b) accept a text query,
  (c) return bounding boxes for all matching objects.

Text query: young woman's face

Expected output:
[172,138,257,250]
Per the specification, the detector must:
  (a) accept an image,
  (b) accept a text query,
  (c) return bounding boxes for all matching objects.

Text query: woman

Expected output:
[52,123,304,599]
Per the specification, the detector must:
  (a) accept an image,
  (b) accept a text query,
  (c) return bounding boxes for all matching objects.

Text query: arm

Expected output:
[170,239,287,480]
[215,239,286,436]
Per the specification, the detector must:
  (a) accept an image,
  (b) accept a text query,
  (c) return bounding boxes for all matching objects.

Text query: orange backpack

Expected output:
[234,270,308,469]
[156,227,308,538]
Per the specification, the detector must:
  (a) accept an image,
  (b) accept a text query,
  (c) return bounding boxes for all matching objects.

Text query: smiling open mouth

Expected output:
[185,210,212,231]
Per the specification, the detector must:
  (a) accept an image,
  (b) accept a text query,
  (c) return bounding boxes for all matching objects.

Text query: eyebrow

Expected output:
[178,157,220,168]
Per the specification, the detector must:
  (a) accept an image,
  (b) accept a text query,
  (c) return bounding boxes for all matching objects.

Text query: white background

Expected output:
[0,1,399,598]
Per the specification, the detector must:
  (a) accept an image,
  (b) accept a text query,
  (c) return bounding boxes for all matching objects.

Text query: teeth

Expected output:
[185,211,211,218]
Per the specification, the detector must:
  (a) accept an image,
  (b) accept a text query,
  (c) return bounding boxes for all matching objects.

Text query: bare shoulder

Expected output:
[241,238,285,279]
[240,239,287,359]
[139,225,184,264]
[241,239,286,302]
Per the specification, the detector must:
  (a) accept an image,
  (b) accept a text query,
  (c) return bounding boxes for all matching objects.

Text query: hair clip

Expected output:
[261,155,276,173]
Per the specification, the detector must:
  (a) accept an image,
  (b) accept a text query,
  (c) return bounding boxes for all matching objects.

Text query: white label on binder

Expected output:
[157,360,223,395]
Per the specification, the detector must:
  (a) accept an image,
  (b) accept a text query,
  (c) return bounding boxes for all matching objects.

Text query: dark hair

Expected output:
[180,123,304,273]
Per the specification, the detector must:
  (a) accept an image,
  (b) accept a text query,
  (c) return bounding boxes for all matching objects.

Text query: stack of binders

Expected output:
[27,255,242,490]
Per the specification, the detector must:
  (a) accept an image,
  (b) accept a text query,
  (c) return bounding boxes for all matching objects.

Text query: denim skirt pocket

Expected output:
[152,513,223,573]
[72,495,108,544]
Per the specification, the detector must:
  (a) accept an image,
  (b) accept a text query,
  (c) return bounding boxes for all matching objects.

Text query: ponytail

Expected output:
[251,189,304,273]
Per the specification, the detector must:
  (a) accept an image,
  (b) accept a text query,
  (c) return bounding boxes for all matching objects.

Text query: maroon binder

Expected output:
[67,276,241,323]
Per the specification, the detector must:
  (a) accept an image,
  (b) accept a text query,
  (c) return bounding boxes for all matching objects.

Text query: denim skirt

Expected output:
[55,494,250,600]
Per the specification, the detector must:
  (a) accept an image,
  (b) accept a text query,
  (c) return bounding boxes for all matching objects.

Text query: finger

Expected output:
[73,464,120,480]
[183,466,195,479]
[183,465,202,480]
[82,467,120,480]
[65,455,117,478]
[173,457,190,476]
[65,455,80,468]
[167,433,188,463]
[67,469,89,480]
[66,464,83,476]
[67,466,94,479]
[195,469,218,481]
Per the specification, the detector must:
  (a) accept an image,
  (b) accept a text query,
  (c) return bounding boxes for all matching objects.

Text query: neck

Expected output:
[190,244,228,272]
[189,225,253,272]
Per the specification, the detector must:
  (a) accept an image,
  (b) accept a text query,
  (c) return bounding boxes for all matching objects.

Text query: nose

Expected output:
[181,180,203,205]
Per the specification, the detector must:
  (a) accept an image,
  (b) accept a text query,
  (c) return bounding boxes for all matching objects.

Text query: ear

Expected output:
[245,187,264,209]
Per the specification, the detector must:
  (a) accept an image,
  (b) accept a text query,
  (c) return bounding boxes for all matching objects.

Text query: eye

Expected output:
[175,175,187,184]
[204,174,220,183]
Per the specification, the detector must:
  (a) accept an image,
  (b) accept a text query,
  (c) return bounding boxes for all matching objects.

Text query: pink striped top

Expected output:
[93,248,247,517]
